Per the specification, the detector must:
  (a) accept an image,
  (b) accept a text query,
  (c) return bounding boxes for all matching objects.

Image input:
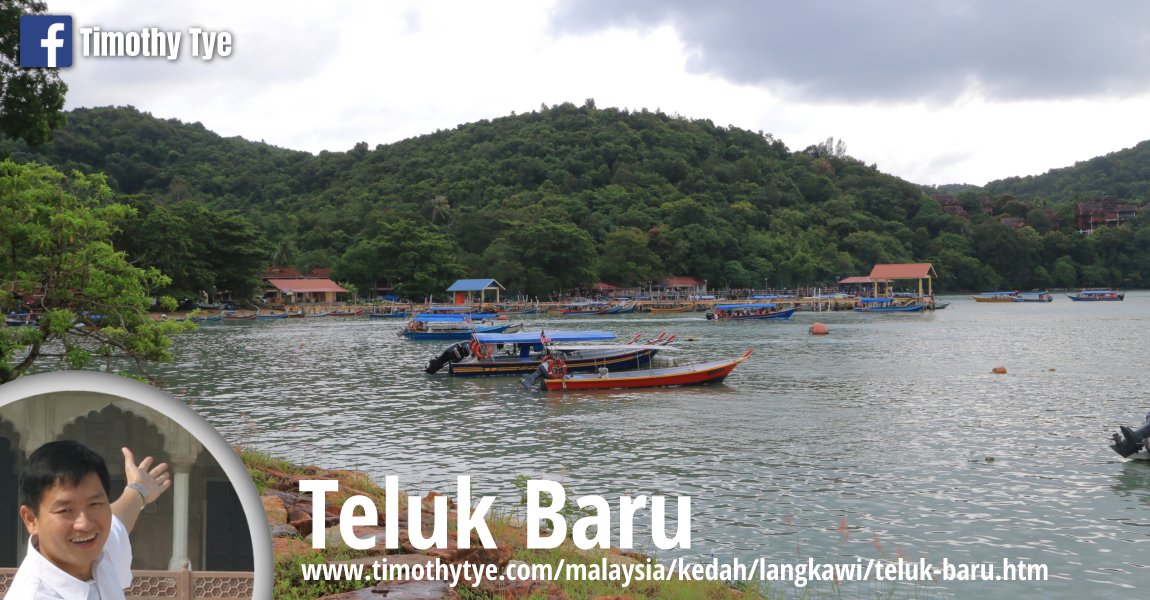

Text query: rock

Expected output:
[271,536,314,559]
[262,495,288,525]
[268,524,298,538]
[368,580,460,600]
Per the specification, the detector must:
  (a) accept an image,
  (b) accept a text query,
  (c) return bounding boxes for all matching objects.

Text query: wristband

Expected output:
[128,482,149,506]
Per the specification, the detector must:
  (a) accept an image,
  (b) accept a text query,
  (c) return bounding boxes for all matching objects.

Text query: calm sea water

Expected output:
[152,294,1150,598]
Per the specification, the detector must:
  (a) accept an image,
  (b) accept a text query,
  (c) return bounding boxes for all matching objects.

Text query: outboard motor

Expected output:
[1110,412,1150,458]
[520,361,551,390]
[425,341,471,374]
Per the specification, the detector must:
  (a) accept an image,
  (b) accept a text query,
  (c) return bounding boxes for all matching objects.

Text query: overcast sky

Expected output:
[45,0,1150,186]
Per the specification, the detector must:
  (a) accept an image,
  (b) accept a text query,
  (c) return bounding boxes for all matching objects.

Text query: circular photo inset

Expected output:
[0,371,271,599]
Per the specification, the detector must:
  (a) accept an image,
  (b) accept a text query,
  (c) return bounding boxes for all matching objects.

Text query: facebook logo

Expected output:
[19,15,73,68]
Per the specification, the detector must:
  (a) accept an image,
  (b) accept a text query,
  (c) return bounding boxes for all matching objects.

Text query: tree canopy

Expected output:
[0,1,68,146]
[0,161,192,382]
[3,103,1150,297]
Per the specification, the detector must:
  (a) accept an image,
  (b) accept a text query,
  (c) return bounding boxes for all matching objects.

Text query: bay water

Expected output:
[153,294,1150,598]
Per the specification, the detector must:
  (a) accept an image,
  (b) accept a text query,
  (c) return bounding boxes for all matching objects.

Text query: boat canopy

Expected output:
[414,313,497,321]
[714,303,776,310]
[474,330,616,344]
[859,297,894,303]
[1080,289,1116,294]
[424,305,476,312]
[752,295,796,299]
[978,291,1017,295]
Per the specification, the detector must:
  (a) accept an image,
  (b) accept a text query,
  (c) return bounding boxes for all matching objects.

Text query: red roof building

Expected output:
[265,279,349,304]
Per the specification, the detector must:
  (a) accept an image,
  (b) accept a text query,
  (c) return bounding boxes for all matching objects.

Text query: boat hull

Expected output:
[403,324,518,341]
[451,348,657,377]
[541,350,751,391]
[852,304,924,312]
[706,307,798,320]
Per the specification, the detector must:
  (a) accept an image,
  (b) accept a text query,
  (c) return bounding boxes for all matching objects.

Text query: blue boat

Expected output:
[1067,289,1124,301]
[401,313,520,340]
[1012,291,1053,303]
[852,298,924,312]
[5,312,38,326]
[426,330,666,376]
[705,303,797,320]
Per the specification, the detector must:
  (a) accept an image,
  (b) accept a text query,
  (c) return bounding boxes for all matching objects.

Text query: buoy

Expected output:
[498,314,508,321]
[809,322,828,335]
[991,367,1007,374]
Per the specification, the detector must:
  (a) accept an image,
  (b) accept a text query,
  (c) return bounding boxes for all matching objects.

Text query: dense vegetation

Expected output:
[3,102,1150,299]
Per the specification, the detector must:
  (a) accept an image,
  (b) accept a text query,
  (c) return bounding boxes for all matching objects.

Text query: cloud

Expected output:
[550,0,1150,103]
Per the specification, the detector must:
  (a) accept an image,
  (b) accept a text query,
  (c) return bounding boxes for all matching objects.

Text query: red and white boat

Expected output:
[526,349,752,391]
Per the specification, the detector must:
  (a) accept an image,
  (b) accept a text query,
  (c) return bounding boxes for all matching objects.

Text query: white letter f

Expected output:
[41,23,66,67]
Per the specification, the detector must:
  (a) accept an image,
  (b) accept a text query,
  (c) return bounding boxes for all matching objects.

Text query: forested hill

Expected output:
[982,140,1150,204]
[3,103,1149,298]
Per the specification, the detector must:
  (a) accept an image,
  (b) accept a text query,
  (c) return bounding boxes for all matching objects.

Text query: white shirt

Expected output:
[8,516,132,600]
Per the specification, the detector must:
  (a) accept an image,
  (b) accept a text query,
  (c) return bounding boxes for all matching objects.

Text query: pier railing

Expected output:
[0,568,254,600]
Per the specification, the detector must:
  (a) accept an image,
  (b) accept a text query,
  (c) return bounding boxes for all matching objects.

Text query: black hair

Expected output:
[19,440,111,514]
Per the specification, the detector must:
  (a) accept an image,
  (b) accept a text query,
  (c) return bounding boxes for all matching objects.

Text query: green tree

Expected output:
[0,161,190,382]
[479,220,597,297]
[599,227,662,287]
[332,219,465,300]
[0,1,68,146]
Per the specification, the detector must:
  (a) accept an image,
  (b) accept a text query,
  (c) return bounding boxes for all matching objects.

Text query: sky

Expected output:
[42,0,1150,186]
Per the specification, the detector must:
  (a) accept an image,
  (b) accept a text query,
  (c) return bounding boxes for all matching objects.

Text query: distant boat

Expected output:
[1067,289,1124,302]
[401,313,520,340]
[973,291,1018,302]
[705,303,797,320]
[1012,291,1053,303]
[852,298,924,312]
[5,312,38,327]
[524,349,752,391]
[326,309,366,317]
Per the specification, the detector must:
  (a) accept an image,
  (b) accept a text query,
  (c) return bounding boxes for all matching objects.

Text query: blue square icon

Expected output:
[19,15,73,68]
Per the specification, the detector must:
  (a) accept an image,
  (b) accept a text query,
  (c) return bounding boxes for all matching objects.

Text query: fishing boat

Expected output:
[647,303,692,313]
[401,313,520,341]
[4,312,38,326]
[326,308,366,317]
[1067,289,1125,302]
[367,308,409,319]
[222,311,257,320]
[254,311,289,319]
[523,349,753,391]
[852,298,924,312]
[426,330,671,376]
[1110,412,1150,460]
[972,291,1018,302]
[705,303,797,320]
[1012,291,1053,303]
[560,301,609,315]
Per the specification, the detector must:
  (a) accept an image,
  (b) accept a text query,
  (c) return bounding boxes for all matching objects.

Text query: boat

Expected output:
[522,349,753,391]
[326,309,366,317]
[5,312,38,326]
[560,301,609,316]
[705,303,797,320]
[401,313,521,340]
[1067,289,1125,302]
[254,311,289,319]
[932,302,951,310]
[1110,412,1150,460]
[221,311,257,320]
[426,330,670,376]
[973,291,1018,302]
[852,298,924,312]
[1012,291,1053,303]
[647,303,692,313]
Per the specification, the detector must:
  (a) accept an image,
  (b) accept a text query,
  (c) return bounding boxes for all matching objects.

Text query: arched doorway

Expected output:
[61,405,173,570]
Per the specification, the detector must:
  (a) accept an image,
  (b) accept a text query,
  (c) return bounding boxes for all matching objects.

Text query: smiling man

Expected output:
[10,441,172,599]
